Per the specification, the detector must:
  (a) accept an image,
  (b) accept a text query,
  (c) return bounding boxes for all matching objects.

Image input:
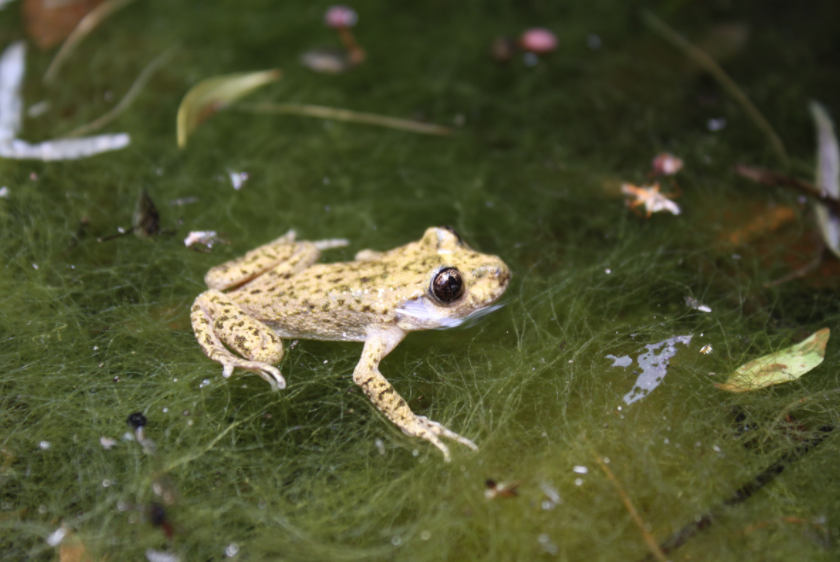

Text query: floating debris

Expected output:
[715,328,829,392]
[45,525,67,547]
[146,548,180,562]
[300,47,353,74]
[700,345,713,355]
[132,189,160,237]
[572,465,588,474]
[606,354,633,367]
[184,230,221,249]
[100,436,117,449]
[539,482,561,510]
[375,438,386,455]
[621,182,681,217]
[176,68,281,148]
[228,169,249,190]
[0,186,7,197]
[169,196,198,206]
[651,152,684,176]
[685,296,712,313]
[485,479,518,499]
[622,335,693,405]
[26,100,49,117]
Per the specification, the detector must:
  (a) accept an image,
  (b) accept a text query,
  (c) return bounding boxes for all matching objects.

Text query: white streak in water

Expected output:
[0,134,130,160]
[0,41,25,142]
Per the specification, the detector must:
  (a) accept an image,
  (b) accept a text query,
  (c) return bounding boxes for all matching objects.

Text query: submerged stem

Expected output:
[43,0,142,85]
[63,47,176,138]
[641,10,789,169]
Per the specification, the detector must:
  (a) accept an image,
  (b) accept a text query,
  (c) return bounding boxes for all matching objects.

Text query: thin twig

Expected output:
[593,453,668,562]
[735,164,840,216]
[63,47,176,138]
[640,10,789,169]
[43,0,142,85]
[235,102,454,136]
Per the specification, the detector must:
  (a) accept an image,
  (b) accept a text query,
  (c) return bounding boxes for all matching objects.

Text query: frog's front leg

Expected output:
[191,289,286,389]
[353,327,478,461]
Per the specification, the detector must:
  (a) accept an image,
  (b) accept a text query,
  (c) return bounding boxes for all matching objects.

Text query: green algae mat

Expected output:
[2,1,840,560]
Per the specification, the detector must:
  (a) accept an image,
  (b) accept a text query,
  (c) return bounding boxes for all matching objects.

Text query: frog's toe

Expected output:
[417,415,479,451]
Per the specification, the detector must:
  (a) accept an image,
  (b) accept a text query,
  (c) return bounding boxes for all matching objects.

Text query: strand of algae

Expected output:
[43,0,142,85]
[63,47,176,138]
[235,101,454,137]
[640,10,789,169]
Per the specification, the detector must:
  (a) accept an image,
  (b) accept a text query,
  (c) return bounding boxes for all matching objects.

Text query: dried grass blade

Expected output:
[235,102,454,136]
[176,69,282,148]
[593,453,668,562]
[62,47,176,138]
[640,10,788,169]
[43,0,141,85]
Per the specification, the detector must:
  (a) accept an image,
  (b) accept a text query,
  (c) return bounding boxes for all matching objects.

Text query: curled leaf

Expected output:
[715,328,830,392]
[176,69,281,148]
[810,101,840,259]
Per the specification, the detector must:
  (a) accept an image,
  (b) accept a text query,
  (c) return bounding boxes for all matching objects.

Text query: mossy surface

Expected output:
[2,1,840,560]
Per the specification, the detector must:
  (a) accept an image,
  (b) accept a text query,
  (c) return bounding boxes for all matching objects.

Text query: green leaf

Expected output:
[176,69,281,148]
[715,328,830,392]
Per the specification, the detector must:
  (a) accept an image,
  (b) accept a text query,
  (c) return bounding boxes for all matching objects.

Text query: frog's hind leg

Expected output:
[191,290,286,390]
[205,230,349,290]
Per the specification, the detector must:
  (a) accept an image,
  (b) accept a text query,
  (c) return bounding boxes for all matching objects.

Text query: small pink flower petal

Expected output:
[325,5,358,28]
[651,152,684,176]
[521,28,558,53]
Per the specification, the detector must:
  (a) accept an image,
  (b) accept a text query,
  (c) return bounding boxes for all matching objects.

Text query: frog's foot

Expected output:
[191,290,286,390]
[402,415,479,462]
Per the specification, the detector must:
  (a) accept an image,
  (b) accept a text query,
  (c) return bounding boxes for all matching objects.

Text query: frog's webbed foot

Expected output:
[353,327,478,462]
[218,357,285,391]
[402,415,479,462]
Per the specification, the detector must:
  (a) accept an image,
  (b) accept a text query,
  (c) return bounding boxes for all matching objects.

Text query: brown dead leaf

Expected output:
[23,0,105,50]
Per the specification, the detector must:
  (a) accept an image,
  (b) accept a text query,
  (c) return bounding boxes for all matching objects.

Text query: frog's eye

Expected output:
[430,267,464,304]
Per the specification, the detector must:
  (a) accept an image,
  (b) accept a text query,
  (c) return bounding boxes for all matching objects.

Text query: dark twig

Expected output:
[735,165,840,216]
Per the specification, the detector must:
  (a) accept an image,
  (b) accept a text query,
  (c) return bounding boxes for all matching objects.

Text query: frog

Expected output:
[190,226,511,461]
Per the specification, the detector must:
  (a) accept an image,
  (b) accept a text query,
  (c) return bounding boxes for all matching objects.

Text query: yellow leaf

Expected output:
[176,69,281,148]
[715,328,830,392]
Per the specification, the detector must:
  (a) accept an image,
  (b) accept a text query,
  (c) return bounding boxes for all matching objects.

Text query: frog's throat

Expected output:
[396,298,504,330]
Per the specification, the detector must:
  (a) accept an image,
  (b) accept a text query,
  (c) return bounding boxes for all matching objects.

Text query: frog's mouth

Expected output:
[396,298,506,330]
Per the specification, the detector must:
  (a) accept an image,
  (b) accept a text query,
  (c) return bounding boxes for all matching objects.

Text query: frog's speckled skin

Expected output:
[191,227,511,460]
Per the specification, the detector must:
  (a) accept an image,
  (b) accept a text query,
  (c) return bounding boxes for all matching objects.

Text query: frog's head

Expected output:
[396,227,511,330]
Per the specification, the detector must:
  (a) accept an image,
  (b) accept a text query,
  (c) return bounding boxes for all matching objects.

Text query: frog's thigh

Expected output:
[352,327,478,462]
[206,231,312,290]
[191,289,286,389]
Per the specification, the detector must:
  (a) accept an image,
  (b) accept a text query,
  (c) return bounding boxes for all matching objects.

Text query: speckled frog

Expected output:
[191,226,511,460]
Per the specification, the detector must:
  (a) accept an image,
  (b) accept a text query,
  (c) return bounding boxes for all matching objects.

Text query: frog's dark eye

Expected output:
[431,267,464,304]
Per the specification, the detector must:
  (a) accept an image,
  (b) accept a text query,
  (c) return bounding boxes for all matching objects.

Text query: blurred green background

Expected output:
[2,0,840,560]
